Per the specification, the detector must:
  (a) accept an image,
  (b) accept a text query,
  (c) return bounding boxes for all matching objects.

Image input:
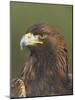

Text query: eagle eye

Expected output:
[39,34,47,39]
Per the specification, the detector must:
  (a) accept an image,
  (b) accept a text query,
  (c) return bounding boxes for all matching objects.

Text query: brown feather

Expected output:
[11,24,73,97]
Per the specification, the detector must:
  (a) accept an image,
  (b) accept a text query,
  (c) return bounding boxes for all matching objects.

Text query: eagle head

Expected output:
[20,24,58,52]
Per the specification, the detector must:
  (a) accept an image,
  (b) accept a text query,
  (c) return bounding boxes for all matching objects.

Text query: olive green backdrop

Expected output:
[10,2,73,78]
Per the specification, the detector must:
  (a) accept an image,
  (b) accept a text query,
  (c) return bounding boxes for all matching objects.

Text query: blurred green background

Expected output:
[10,1,73,79]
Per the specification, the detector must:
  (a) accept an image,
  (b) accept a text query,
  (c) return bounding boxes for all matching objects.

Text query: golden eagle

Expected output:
[11,24,72,98]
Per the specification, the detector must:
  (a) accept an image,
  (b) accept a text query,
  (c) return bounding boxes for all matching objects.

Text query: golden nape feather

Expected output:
[10,78,26,98]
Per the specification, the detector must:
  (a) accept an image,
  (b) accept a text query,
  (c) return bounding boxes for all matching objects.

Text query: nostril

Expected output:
[27,36,31,38]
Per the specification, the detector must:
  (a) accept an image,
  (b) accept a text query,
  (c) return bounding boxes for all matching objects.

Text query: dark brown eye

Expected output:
[39,34,47,39]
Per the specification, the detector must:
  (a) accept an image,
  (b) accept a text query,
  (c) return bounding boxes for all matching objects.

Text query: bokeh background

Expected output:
[10,1,73,79]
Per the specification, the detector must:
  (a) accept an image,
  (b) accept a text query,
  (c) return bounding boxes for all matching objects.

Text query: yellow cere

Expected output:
[25,32,43,45]
[25,33,32,38]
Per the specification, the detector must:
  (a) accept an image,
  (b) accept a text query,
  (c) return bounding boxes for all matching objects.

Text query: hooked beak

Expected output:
[20,33,43,50]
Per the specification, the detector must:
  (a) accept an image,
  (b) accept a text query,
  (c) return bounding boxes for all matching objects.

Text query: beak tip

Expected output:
[20,36,25,50]
[20,41,23,51]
